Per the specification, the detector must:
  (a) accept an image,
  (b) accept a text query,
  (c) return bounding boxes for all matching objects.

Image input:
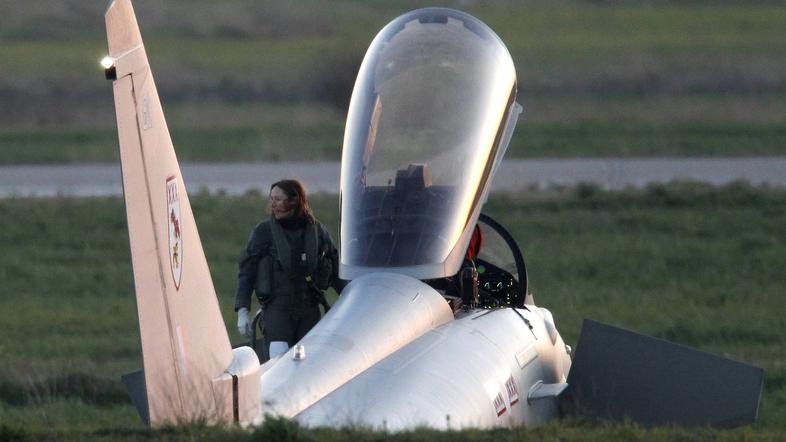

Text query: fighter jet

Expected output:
[104,1,763,430]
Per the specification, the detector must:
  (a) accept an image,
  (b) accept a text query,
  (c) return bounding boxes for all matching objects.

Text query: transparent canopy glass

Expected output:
[339,8,518,279]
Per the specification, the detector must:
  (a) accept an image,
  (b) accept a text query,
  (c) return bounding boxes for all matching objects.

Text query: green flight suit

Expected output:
[235,215,338,350]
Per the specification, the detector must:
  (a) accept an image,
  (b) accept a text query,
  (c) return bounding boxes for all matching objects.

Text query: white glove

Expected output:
[237,307,251,338]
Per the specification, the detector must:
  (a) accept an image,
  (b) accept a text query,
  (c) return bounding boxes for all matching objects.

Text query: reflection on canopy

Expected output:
[339,8,519,280]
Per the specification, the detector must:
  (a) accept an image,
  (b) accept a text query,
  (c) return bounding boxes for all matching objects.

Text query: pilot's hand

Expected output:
[237,307,251,337]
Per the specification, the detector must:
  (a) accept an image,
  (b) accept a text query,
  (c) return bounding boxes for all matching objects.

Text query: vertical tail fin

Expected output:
[105,0,260,426]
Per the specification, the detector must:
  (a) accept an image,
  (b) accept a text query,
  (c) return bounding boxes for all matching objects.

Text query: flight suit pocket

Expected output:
[255,255,273,304]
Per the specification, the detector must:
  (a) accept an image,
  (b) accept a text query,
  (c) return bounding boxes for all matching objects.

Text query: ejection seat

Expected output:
[437,213,530,313]
[357,163,451,267]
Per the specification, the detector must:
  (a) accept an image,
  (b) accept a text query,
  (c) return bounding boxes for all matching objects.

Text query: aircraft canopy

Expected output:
[339,8,519,280]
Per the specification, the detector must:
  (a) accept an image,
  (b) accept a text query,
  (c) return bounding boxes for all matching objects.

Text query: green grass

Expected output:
[491,3,786,54]
[3,1,786,166]
[1,418,783,442]
[512,121,786,157]
[4,120,786,164]
[0,184,784,439]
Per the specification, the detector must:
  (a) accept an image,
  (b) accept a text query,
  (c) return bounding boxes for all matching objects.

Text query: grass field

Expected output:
[0,184,784,440]
[2,1,786,163]
[3,120,786,163]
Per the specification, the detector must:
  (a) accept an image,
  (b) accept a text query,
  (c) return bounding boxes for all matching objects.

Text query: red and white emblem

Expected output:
[166,176,183,290]
[493,391,507,417]
[505,374,520,406]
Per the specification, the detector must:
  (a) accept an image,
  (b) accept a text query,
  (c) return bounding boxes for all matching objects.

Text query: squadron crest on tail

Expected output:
[167,176,182,289]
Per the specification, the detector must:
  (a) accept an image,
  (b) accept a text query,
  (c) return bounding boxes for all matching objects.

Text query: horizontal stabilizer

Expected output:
[563,319,763,428]
[121,370,149,427]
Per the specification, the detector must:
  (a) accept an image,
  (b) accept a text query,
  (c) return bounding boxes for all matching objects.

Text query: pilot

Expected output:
[234,179,340,361]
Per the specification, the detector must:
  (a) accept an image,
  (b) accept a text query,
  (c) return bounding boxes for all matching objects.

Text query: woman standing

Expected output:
[234,179,339,360]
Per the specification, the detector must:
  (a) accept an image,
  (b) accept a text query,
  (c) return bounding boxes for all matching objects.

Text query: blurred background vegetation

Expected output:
[1,0,786,163]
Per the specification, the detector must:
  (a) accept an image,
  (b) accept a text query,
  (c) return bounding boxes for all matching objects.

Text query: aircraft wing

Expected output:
[562,319,764,427]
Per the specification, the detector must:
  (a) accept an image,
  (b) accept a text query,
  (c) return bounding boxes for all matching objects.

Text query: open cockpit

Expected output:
[429,212,531,315]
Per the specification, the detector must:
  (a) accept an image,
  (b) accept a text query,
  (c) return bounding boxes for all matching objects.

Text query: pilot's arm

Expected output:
[234,223,266,336]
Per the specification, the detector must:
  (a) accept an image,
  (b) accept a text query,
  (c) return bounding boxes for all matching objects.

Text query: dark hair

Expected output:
[270,179,315,223]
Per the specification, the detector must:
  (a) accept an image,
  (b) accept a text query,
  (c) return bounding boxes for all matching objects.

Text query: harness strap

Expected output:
[268,215,292,273]
[267,215,319,275]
